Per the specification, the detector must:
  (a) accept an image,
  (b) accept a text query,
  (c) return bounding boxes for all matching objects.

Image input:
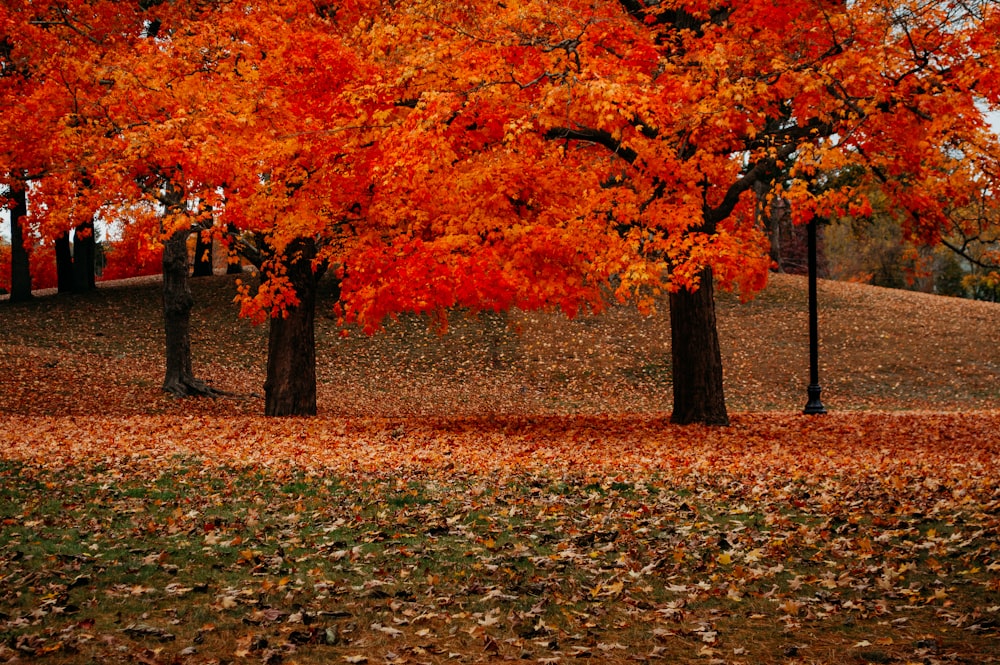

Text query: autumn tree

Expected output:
[181,2,396,415]
[6,0,998,423]
[335,0,1000,424]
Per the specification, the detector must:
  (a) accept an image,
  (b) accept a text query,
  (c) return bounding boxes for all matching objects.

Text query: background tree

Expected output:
[72,219,98,293]
[5,185,32,302]
[938,173,1000,299]
[825,145,1000,298]
[0,22,34,302]
[192,228,214,278]
[0,2,134,299]
[54,230,74,293]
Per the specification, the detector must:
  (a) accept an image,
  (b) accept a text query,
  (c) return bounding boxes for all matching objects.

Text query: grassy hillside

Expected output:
[2,272,999,417]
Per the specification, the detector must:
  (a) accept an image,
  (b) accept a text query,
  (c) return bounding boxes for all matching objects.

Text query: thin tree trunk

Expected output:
[669,266,729,425]
[161,220,216,397]
[55,231,76,293]
[8,185,32,302]
[264,238,319,416]
[72,219,97,292]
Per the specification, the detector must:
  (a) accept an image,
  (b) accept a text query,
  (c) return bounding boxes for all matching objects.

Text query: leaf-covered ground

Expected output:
[1,275,999,664]
[1,414,999,664]
[2,272,1000,417]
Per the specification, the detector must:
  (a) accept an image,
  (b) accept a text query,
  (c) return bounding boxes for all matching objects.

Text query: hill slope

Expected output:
[1,273,998,417]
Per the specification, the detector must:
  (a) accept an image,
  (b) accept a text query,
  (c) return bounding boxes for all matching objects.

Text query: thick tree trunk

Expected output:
[669,266,729,426]
[72,219,97,292]
[264,238,318,416]
[55,231,76,293]
[161,226,215,396]
[192,230,213,277]
[8,186,32,302]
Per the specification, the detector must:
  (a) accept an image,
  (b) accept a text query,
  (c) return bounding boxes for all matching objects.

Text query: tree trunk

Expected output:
[72,219,97,292]
[669,266,729,425]
[8,185,32,302]
[55,231,76,293]
[264,238,319,416]
[192,229,213,277]
[161,225,215,396]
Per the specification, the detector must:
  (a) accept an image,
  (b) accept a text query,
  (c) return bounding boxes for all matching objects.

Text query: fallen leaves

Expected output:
[0,413,999,663]
[1,411,998,485]
[1,275,1000,663]
[122,623,176,642]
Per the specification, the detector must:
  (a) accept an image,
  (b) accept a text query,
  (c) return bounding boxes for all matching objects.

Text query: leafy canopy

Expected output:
[2,0,998,328]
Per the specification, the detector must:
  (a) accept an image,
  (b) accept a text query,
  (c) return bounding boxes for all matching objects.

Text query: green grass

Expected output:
[1,460,998,664]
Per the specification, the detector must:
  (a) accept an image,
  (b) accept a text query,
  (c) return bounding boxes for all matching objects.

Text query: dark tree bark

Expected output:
[72,219,97,292]
[669,266,729,426]
[8,185,32,302]
[264,237,319,416]
[192,229,213,277]
[55,231,76,293]
[160,190,216,397]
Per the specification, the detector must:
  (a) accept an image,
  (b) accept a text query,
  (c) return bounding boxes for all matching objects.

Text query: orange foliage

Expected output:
[0,239,57,291]
[335,0,1000,327]
[27,242,57,290]
[2,0,999,327]
[101,230,163,282]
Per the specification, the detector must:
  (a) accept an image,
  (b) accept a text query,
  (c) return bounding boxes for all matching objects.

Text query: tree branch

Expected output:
[705,144,797,229]
[615,0,730,35]
[543,126,638,164]
[940,237,1000,271]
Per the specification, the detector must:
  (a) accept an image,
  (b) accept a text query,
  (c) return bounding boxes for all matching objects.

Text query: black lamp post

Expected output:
[804,215,827,415]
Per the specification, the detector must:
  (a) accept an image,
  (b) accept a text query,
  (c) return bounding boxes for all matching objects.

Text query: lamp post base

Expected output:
[803,384,826,415]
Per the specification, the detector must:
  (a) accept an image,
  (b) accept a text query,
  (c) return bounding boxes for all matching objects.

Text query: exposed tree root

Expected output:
[161,375,226,398]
